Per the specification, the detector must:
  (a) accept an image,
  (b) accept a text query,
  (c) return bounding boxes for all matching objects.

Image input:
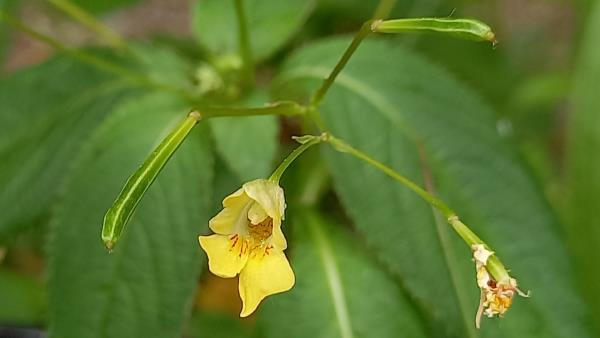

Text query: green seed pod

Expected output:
[373,18,497,44]
[101,111,202,251]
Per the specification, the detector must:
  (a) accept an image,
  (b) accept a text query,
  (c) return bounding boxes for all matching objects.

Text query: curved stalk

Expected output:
[48,0,130,52]
[0,13,191,98]
[310,20,376,107]
[269,134,327,183]
[326,134,510,283]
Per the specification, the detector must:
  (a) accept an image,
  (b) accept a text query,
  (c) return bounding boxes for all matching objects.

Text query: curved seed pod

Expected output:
[101,111,202,251]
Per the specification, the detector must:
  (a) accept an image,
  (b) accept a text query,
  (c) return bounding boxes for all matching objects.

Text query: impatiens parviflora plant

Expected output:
[16,0,526,325]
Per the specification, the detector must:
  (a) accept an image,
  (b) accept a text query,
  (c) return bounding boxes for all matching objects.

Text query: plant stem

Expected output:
[328,135,454,217]
[326,134,510,282]
[269,134,325,183]
[0,13,192,99]
[372,0,397,19]
[233,0,254,86]
[199,101,306,118]
[1,14,307,120]
[48,0,130,52]
[310,20,376,107]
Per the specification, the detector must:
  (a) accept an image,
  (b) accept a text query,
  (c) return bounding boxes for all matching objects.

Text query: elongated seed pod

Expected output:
[101,111,202,251]
[373,18,497,44]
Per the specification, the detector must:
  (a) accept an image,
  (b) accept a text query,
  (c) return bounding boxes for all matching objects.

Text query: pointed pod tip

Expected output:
[104,240,115,252]
[188,110,202,121]
[484,31,498,47]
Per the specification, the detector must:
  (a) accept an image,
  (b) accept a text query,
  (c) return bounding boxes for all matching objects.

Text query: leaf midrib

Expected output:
[308,217,354,338]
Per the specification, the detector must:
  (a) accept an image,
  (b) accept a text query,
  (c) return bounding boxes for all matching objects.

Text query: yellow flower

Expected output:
[472,244,528,328]
[198,179,294,317]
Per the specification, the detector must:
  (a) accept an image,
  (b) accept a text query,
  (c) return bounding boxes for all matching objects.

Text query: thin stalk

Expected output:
[310,20,376,107]
[198,101,306,118]
[0,13,192,99]
[48,0,129,52]
[326,135,510,282]
[328,135,454,217]
[269,134,325,183]
[233,0,254,86]
[372,0,397,19]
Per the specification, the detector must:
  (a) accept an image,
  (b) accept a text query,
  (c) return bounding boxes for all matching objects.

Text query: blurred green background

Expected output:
[0,0,599,337]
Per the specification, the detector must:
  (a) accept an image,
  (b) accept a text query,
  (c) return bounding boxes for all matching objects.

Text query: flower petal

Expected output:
[209,189,252,234]
[247,202,268,225]
[243,179,287,250]
[238,250,295,317]
[243,179,286,221]
[472,244,494,265]
[199,234,249,278]
[270,217,287,250]
[223,187,245,207]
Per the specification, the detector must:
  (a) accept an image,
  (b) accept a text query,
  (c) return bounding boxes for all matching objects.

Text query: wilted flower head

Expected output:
[199,179,294,317]
[472,244,528,328]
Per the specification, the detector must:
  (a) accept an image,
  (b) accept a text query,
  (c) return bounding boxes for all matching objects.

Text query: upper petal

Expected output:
[238,250,295,317]
[199,234,249,278]
[209,188,252,234]
[247,202,268,225]
[223,187,245,207]
[243,179,286,221]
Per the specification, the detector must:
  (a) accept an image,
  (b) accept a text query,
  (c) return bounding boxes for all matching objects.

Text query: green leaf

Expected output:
[0,56,134,238]
[192,0,315,61]
[566,1,600,331]
[211,155,244,213]
[131,42,195,92]
[48,93,213,338]
[261,210,427,338]
[209,92,278,181]
[0,268,46,325]
[210,115,277,181]
[276,38,590,337]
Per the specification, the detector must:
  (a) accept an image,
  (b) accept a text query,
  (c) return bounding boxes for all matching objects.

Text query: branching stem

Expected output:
[198,101,306,119]
[310,20,376,107]
[0,13,191,99]
[269,134,327,183]
[325,134,510,283]
[372,0,397,19]
[48,0,130,52]
[327,135,454,217]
